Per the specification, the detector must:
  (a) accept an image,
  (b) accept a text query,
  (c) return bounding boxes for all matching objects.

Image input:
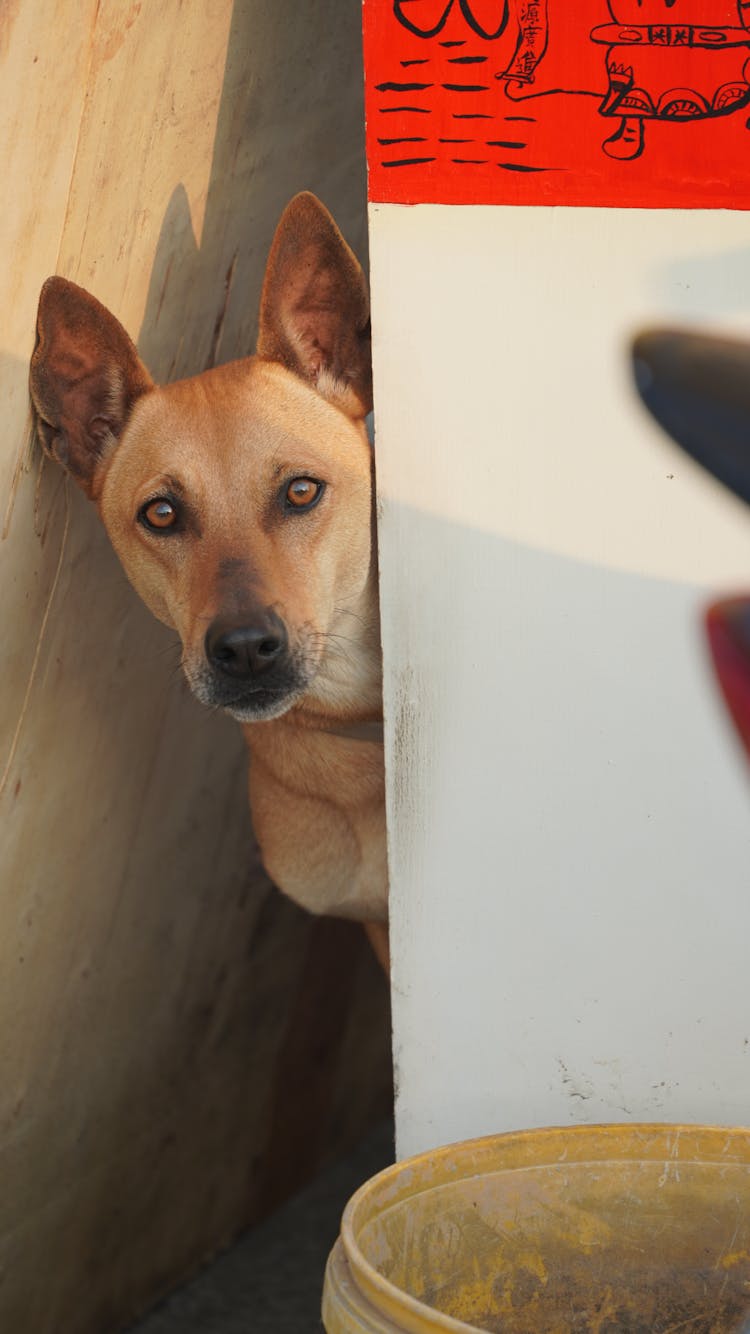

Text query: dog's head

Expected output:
[30,194,376,723]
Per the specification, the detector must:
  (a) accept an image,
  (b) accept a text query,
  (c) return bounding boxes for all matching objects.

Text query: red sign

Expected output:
[363,1,750,207]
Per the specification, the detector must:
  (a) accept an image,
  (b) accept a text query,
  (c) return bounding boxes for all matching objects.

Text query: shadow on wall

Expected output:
[138,0,369,380]
[651,246,750,319]
[130,0,390,1218]
[381,503,750,1155]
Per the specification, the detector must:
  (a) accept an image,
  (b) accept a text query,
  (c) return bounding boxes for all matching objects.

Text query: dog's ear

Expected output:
[30,277,153,500]
[258,193,372,418]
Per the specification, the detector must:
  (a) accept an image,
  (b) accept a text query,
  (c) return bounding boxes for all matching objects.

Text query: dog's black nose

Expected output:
[205,612,288,680]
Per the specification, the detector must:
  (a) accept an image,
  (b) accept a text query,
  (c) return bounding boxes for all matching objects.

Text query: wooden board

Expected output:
[0,3,389,1331]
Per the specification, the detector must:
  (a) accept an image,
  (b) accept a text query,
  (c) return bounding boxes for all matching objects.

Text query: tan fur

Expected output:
[30,194,388,940]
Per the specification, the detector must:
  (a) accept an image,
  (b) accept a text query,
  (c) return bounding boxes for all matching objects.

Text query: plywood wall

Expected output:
[0,4,390,1331]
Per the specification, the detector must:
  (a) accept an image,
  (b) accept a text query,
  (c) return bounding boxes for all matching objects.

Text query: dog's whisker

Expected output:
[332,604,369,628]
[155,640,182,660]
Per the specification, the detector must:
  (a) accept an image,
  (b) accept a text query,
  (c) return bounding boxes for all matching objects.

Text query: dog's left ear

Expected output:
[258,193,372,419]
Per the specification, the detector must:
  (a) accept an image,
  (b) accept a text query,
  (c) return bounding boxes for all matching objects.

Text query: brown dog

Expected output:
[30,194,389,968]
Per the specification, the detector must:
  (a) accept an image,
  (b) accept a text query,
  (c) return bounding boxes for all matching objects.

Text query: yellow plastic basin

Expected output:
[323,1123,750,1333]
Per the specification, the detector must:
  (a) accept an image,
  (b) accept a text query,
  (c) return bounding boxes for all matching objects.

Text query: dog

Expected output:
[29,193,389,969]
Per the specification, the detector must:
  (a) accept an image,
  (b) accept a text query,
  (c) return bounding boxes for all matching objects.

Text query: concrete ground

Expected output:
[127,1121,394,1334]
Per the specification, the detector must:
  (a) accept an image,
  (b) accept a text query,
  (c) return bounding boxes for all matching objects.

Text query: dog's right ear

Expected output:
[30,278,153,500]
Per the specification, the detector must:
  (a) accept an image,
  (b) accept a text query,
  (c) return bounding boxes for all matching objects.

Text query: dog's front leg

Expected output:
[247,758,388,929]
[363,922,390,974]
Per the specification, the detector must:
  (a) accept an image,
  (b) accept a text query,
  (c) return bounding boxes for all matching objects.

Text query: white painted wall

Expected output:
[370,204,750,1160]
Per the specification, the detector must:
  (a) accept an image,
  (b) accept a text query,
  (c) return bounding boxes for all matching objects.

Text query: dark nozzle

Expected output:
[205,611,288,681]
[631,328,750,509]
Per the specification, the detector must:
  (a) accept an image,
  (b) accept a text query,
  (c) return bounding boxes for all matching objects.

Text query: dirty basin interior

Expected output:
[323,1124,750,1333]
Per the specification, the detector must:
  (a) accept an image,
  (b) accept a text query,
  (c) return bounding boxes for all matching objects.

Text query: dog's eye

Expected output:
[284,478,325,512]
[139,497,180,532]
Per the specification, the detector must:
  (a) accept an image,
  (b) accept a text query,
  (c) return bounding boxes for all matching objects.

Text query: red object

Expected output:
[705,598,750,760]
[363,0,750,207]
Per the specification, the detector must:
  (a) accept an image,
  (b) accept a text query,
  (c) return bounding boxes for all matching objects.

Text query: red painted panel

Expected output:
[363,0,750,206]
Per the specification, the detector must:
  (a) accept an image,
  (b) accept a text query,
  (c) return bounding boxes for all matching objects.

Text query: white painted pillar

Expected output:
[371,201,750,1158]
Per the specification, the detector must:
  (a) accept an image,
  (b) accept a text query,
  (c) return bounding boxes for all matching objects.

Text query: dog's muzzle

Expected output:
[188,609,306,721]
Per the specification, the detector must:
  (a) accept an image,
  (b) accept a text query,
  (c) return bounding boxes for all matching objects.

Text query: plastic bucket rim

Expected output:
[338,1121,750,1333]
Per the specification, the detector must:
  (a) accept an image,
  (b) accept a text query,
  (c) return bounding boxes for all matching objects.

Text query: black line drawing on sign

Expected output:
[591,2,750,160]
[394,0,550,82]
[379,0,750,175]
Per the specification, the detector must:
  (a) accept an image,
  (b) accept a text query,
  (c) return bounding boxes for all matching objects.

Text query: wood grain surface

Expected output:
[0,4,389,1331]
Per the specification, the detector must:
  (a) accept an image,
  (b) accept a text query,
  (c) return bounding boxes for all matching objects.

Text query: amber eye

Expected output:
[139,497,180,532]
[284,477,325,512]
